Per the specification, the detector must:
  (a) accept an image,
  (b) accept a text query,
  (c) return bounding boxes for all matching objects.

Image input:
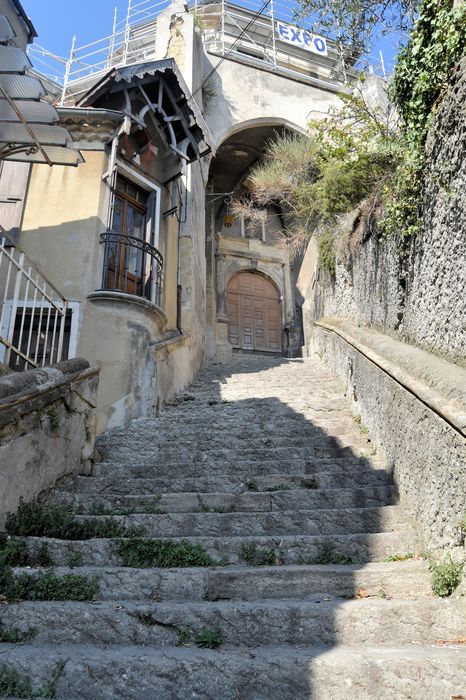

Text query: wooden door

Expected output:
[227,272,282,353]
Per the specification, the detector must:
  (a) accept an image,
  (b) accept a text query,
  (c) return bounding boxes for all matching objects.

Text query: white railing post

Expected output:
[5,252,24,367]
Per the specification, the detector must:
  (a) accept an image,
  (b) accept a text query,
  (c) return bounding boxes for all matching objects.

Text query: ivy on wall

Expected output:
[392,0,466,148]
[382,0,466,237]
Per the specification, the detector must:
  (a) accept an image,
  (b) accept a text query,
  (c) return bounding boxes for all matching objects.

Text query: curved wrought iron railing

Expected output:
[99,231,163,306]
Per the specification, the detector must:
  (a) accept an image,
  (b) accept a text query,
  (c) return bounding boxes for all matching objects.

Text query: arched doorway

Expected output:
[227,272,282,353]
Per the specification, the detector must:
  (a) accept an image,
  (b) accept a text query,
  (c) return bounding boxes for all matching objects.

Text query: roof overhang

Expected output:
[10,0,37,43]
[0,14,83,166]
[77,58,215,163]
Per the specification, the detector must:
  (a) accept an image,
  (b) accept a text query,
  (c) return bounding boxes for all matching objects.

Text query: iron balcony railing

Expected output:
[100,231,163,306]
[0,227,70,371]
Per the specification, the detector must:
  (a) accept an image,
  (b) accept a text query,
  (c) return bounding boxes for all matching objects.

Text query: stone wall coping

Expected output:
[0,360,100,414]
[315,317,466,437]
[151,331,191,352]
[88,291,168,330]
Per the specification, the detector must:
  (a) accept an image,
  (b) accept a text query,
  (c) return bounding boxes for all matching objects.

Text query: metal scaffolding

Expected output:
[27,0,389,105]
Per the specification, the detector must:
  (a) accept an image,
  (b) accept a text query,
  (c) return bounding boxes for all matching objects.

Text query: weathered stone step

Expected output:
[20,530,421,566]
[3,597,464,649]
[2,643,465,700]
[13,560,431,601]
[75,506,407,538]
[98,445,374,465]
[66,468,392,496]
[51,485,396,515]
[100,431,369,448]
[89,455,387,479]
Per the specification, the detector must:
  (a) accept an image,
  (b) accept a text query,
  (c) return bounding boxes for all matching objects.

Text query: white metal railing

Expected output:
[27,0,391,106]
[0,228,69,372]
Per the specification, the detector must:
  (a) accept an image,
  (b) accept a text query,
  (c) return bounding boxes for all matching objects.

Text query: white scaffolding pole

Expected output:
[123,0,133,66]
[60,35,76,106]
[108,7,118,67]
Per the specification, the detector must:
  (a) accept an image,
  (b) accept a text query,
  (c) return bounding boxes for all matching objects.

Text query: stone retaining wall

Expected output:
[311,319,466,556]
[300,57,466,368]
[0,359,99,527]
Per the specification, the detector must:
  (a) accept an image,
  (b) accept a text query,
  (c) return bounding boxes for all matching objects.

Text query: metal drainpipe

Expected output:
[176,167,188,331]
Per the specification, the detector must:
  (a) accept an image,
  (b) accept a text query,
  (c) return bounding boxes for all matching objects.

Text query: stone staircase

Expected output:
[1,355,466,698]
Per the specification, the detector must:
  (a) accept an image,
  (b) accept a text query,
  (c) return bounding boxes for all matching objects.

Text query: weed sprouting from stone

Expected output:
[239,542,278,566]
[302,477,318,489]
[354,414,369,436]
[0,570,99,602]
[176,625,193,646]
[67,552,84,569]
[245,479,258,491]
[0,624,37,643]
[0,534,54,568]
[197,495,211,513]
[307,542,357,565]
[36,542,54,567]
[6,500,143,540]
[40,659,68,699]
[116,538,219,568]
[195,628,223,650]
[430,557,463,597]
[383,552,417,562]
[47,408,60,434]
[0,665,33,698]
[263,483,291,492]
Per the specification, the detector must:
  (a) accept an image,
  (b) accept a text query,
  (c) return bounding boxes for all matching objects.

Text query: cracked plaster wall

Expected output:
[0,359,99,527]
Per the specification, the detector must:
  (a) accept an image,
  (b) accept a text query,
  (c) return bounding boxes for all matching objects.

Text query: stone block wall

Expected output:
[0,359,99,527]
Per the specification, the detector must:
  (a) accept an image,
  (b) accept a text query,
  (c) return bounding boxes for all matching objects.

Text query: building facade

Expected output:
[1,0,353,430]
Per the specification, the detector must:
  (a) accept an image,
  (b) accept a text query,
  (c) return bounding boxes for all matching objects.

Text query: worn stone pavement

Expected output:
[1,354,466,698]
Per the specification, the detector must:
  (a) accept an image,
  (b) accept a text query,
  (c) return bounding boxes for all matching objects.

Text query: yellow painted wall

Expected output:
[21,152,108,300]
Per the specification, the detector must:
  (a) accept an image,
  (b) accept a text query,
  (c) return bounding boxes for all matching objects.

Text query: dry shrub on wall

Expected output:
[242,97,398,273]
[230,199,267,235]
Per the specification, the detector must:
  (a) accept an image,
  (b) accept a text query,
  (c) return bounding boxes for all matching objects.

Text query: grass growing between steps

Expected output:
[0,534,54,567]
[0,660,67,699]
[0,567,99,602]
[239,542,279,566]
[303,541,358,566]
[195,628,223,649]
[0,624,37,643]
[0,665,32,698]
[6,500,144,540]
[0,533,99,601]
[116,538,220,568]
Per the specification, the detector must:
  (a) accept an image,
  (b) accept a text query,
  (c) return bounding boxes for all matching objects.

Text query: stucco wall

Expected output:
[21,151,108,301]
[0,359,99,527]
[203,56,341,145]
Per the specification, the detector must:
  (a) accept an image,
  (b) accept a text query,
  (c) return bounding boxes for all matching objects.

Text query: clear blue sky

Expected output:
[22,0,129,58]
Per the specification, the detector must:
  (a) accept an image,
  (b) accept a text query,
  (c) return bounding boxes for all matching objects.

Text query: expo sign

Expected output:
[276,21,328,57]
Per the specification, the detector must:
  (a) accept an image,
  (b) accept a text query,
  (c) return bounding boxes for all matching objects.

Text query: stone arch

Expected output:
[215,117,307,153]
[224,259,284,301]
